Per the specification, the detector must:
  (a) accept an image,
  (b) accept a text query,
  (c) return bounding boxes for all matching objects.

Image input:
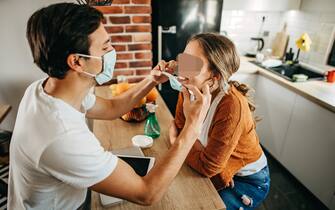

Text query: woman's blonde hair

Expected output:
[188,33,256,112]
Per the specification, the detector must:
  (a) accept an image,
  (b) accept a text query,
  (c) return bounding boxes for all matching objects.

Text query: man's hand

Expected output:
[182,84,211,133]
[150,60,177,84]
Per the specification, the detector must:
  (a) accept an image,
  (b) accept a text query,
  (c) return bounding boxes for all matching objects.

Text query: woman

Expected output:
[174,33,270,210]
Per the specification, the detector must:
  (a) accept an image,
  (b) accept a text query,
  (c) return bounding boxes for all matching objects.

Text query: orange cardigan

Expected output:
[175,85,263,190]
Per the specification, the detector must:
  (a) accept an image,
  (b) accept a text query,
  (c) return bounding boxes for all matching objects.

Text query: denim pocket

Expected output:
[235,166,270,188]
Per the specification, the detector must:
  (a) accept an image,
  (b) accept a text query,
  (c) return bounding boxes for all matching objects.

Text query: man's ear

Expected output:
[67,54,84,73]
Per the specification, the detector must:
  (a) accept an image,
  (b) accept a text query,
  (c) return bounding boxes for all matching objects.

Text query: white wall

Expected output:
[220,10,282,54]
[0,0,75,130]
[281,9,335,66]
[220,0,335,70]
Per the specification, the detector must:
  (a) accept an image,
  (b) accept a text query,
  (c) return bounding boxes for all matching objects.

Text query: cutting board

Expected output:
[271,23,289,59]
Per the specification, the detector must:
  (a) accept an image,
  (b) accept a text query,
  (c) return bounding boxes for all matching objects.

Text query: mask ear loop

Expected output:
[223,80,230,93]
[75,54,102,77]
[76,53,102,60]
[217,72,229,94]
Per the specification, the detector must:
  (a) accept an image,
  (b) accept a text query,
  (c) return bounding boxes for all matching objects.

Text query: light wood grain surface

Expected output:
[91,86,225,210]
[0,104,11,124]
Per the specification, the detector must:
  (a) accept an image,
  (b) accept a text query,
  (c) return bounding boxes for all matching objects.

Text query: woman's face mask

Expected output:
[161,71,183,92]
[76,49,116,85]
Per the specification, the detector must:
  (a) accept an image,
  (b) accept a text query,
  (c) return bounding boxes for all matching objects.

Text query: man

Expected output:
[8,3,211,209]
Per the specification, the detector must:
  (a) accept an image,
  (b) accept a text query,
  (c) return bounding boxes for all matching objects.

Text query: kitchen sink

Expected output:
[250,61,325,82]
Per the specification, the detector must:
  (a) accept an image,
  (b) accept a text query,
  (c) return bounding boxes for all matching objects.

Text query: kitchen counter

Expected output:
[237,56,335,113]
[91,86,226,210]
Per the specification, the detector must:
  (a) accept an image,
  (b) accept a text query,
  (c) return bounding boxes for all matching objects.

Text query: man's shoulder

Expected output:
[24,78,46,94]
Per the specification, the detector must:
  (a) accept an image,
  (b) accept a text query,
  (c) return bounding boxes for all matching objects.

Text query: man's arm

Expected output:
[90,122,198,205]
[90,85,211,205]
[86,75,157,120]
[86,60,176,120]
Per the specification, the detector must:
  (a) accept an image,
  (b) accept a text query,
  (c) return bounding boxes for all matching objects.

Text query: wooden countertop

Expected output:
[0,104,11,124]
[91,86,225,210]
[237,56,335,113]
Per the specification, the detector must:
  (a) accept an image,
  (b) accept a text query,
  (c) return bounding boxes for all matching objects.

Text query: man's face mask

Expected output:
[76,49,116,85]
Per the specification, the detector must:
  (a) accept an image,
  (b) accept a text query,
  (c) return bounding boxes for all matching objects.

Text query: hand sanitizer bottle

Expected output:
[144,103,160,139]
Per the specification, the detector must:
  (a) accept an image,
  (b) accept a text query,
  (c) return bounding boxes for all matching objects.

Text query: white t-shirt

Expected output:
[8,79,118,210]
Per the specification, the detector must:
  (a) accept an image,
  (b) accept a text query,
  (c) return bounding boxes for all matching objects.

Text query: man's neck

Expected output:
[43,72,94,111]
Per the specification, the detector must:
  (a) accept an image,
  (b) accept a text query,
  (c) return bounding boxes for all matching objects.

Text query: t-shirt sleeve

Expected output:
[39,131,118,189]
[82,89,96,111]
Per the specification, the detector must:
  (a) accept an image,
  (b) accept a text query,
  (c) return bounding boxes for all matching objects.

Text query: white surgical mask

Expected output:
[162,71,183,91]
[161,71,195,100]
[77,50,116,85]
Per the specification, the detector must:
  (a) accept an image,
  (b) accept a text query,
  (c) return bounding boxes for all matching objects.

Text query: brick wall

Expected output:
[95,0,152,83]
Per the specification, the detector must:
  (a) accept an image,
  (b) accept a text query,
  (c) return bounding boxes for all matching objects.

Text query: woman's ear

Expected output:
[67,54,84,73]
[206,73,220,93]
[213,72,221,81]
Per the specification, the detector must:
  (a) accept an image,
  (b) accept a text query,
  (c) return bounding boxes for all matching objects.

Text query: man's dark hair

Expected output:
[26,3,104,79]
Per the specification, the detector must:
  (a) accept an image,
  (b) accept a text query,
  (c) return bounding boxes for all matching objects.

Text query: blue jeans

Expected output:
[218,166,270,210]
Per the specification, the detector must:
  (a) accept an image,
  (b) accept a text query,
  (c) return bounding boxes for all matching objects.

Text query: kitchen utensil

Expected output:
[256,53,265,63]
[271,23,289,59]
[246,37,265,57]
[246,16,266,57]
[261,59,282,68]
[285,48,295,62]
[292,74,308,82]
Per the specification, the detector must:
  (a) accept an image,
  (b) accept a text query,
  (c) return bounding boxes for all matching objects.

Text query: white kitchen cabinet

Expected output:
[230,73,258,99]
[223,0,301,11]
[230,73,257,86]
[254,75,297,160]
[281,95,335,209]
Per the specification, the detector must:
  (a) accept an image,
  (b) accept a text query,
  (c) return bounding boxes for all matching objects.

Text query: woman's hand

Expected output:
[150,60,177,84]
[182,84,211,135]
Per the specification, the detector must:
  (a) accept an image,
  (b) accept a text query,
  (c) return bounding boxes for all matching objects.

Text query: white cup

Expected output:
[256,53,265,63]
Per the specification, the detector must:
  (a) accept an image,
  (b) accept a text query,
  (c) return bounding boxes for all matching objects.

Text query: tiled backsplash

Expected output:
[220,10,282,54]
[221,7,335,69]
